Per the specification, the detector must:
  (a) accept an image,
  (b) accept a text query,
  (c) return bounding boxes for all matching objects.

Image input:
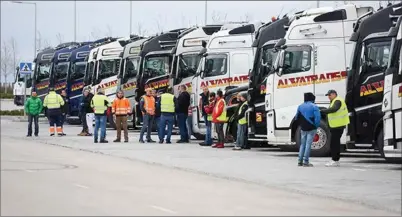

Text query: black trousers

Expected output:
[81,112,88,132]
[28,115,39,136]
[330,128,344,161]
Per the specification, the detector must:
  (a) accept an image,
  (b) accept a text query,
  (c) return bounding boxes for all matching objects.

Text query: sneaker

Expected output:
[215,143,224,149]
[26,134,32,137]
[113,139,121,143]
[139,140,145,143]
[325,161,340,167]
[166,141,172,144]
[50,133,55,136]
[303,162,314,167]
[211,143,219,148]
[78,132,86,136]
[100,140,108,143]
[199,142,206,146]
[232,146,242,151]
[85,133,93,136]
[94,140,98,143]
[176,140,185,143]
[124,140,128,143]
[147,140,156,143]
[34,134,38,137]
[159,140,164,144]
[242,146,251,150]
[298,162,303,166]
[61,133,66,136]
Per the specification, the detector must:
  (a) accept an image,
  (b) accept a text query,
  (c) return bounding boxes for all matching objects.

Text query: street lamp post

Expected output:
[204,0,207,25]
[129,0,132,35]
[74,0,76,41]
[11,1,37,116]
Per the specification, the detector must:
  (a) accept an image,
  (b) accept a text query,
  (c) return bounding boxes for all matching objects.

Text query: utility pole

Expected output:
[74,0,77,41]
[316,0,320,8]
[204,0,207,25]
[130,1,132,34]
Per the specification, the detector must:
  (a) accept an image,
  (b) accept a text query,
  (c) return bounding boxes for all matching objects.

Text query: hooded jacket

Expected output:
[295,92,321,131]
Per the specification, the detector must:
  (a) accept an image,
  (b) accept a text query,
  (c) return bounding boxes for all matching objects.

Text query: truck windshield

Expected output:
[53,62,69,79]
[260,46,277,79]
[84,62,94,85]
[98,59,121,79]
[204,54,227,77]
[363,41,391,73]
[36,63,51,80]
[144,55,170,77]
[70,62,86,80]
[124,57,140,79]
[178,54,201,78]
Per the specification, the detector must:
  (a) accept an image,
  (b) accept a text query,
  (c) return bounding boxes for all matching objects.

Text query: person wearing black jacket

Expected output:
[60,89,69,136]
[198,86,210,146]
[233,92,249,150]
[78,88,94,136]
[176,85,191,143]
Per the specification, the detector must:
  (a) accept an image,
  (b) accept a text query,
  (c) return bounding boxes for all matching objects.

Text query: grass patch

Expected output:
[0,109,24,116]
[0,92,14,99]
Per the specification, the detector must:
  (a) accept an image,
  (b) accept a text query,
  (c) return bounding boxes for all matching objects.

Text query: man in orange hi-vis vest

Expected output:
[139,88,156,143]
[112,90,131,143]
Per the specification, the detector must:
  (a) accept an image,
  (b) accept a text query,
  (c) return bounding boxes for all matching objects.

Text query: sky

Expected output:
[0,1,387,82]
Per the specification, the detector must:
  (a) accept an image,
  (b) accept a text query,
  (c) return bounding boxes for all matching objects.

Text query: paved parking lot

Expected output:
[1,118,401,215]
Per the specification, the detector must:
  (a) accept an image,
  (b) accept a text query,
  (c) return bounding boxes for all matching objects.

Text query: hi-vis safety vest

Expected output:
[112,97,131,115]
[91,94,111,115]
[160,93,175,113]
[215,98,227,122]
[238,101,248,125]
[142,95,155,115]
[43,91,64,109]
[327,96,350,128]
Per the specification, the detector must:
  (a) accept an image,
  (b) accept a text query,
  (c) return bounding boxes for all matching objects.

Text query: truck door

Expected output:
[200,53,229,94]
[174,53,200,96]
[273,45,314,128]
[352,39,391,144]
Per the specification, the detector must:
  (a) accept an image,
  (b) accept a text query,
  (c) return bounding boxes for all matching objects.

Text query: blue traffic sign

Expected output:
[19,62,32,75]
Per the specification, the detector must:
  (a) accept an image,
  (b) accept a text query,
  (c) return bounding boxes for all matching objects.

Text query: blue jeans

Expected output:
[177,113,188,141]
[204,115,212,145]
[298,129,317,163]
[140,114,153,141]
[236,124,247,148]
[158,115,174,142]
[94,115,107,141]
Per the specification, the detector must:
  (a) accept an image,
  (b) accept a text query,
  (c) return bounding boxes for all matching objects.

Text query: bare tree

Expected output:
[211,11,221,23]
[43,39,51,48]
[9,38,17,83]
[155,18,163,33]
[56,33,64,44]
[90,27,102,40]
[105,25,113,37]
[242,13,252,22]
[136,22,148,36]
[1,41,12,89]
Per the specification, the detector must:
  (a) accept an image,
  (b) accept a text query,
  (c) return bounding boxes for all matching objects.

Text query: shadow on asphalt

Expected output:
[355,159,402,165]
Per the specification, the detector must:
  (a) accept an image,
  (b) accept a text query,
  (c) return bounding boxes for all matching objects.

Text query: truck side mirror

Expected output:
[277,68,283,76]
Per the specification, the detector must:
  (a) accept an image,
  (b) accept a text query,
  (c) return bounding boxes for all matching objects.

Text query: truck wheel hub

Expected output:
[311,128,327,150]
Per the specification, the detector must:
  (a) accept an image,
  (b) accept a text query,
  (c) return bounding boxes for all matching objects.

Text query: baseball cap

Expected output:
[325,89,337,96]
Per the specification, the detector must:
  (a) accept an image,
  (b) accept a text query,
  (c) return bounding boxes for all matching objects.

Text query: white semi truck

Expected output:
[382,14,402,160]
[13,63,34,106]
[191,22,263,140]
[264,4,373,156]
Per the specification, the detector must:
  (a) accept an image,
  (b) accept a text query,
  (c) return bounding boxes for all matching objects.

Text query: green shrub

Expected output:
[0,92,14,99]
[0,109,24,116]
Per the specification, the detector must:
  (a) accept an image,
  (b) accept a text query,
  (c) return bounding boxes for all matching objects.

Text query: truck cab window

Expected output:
[99,59,120,79]
[144,56,170,77]
[84,62,94,85]
[178,54,201,78]
[282,47,312,75]
[125,57,140,79]
[204,54,227,77]
[70,62,86,80]
[363,41,391,74]
[37,63,51,80]
[261,46,277,79]
[53,62,69,79]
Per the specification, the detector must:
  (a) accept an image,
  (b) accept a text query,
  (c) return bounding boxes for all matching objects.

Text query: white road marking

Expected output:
[149,205,177,214]
[74,184,89,189]
[24,169,35,173]
[353,168,367,171]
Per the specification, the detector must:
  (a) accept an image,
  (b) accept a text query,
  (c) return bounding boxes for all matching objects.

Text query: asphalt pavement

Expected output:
[1,118,401,216]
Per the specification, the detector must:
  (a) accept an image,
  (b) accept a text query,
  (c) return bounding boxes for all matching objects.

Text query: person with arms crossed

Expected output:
[112,90,131,143]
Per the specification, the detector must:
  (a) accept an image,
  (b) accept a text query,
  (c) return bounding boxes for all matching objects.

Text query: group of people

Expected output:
[25,87,69,137]
[25,85,349,167]
[295,89,349,167]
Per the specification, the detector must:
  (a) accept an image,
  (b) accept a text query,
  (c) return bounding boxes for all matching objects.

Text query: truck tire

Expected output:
[295,120,331,157]
[377,129,385,158]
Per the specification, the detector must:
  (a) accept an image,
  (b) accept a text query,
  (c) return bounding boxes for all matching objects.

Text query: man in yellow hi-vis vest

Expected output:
[234,92,249,151]
[321,89,350,167]
[158,87,176,144]
[91,88,111,143]
[43,87,65,136]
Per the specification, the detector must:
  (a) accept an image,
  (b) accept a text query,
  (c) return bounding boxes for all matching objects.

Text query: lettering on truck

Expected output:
[359,80,384,97]
[200,75,249,88]
[71,82,84,92]
[55,81,67,91]
[277,71,347,89]
[36,81,50,90]
[122,81,137,91]
[98,80,118,90]
[144,79,169,89]
[260,85,266,94]
[399,85,402,97]
[176,82,192,93]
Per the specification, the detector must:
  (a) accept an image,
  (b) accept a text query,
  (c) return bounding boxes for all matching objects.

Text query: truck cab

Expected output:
[346,3,402,152]
[13,63,35,106]
[382,14,402,160]
[169,25,223,96]
[265,4,373,156]
[247,16,289,143]
[191,22,263,140]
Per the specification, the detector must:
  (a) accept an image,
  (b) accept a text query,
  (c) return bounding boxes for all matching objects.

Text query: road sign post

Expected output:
[19,62,33,117]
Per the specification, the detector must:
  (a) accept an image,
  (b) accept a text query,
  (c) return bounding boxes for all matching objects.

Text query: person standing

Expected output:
[43,87,65,136]
[78,88,94,136]
[24,90,43,137]
[60,89,69,136]
[198,86,210,146]
[176,85,191,143]
[112,90,131,143]
[233,92,249,150]
[320,90,350,167]
[91,88,111,143]
[200,92,216,146]
[211,89,227,148]
[153,89,161,130]
[187,105,194,140]
[139,88,156,143]
[294,92,321,166]
[158,87,176,144]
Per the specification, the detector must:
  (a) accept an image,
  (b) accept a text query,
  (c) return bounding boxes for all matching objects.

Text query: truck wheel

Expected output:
[377,129,385,158]
[295,120,331,157]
